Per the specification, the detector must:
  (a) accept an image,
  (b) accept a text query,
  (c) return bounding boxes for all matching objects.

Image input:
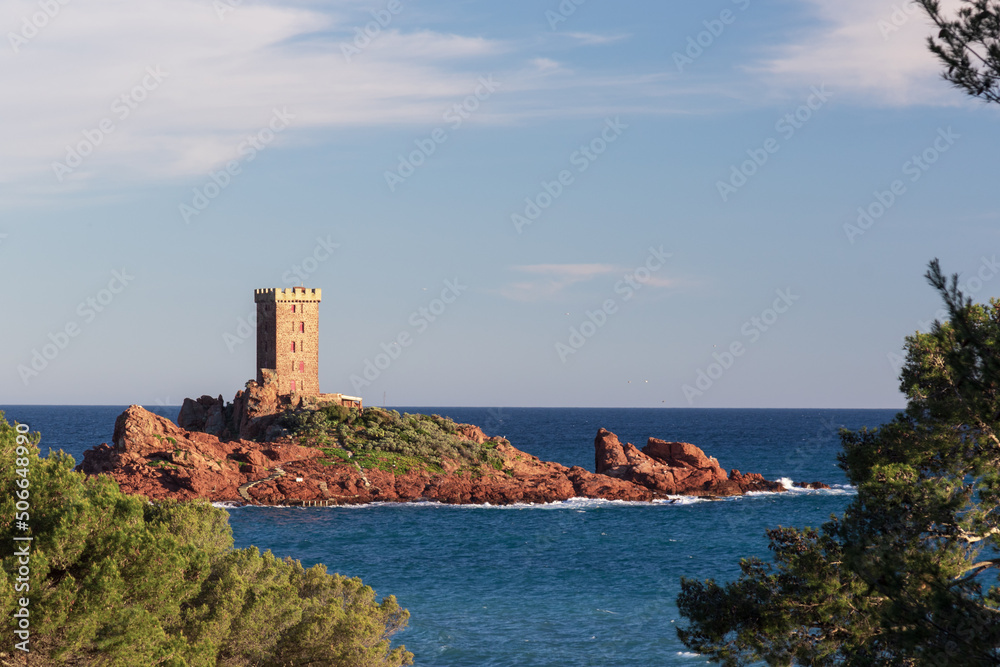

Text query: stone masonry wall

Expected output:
[255,288,321,395]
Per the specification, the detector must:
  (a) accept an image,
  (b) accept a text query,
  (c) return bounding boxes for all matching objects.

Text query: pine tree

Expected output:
[676,262,1000,665]
[918,0,1000,103]
[0,416,412,666]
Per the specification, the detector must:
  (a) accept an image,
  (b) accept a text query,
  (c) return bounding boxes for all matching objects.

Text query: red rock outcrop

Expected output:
[795,481,832,490]
[177,394,227,436]
[177,371,293,443]
[595,430,630,473]
[231,373,286,441]
[79,405,322,502]
[593,429,784,496]
[455,423,488,445]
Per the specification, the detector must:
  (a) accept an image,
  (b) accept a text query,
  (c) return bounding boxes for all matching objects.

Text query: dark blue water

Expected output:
[1,405,897,666]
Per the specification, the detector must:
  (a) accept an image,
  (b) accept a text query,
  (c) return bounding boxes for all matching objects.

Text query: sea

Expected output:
[0,405,899,666]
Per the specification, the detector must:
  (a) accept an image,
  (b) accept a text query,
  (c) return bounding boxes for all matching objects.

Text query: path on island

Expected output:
[238,467,286,502]
[236,458,371,504]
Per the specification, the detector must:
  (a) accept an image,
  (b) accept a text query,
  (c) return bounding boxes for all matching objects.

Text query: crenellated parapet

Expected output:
[254,287,322,303]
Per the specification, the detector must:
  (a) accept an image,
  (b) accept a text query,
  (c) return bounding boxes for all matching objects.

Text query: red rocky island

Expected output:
[77,380,826,505]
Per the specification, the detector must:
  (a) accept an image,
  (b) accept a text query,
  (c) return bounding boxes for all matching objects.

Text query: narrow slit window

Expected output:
[300,322,305,333]
[291,341,296,352]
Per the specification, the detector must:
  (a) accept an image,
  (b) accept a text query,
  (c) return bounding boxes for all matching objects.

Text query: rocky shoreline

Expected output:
[76,404,827,505]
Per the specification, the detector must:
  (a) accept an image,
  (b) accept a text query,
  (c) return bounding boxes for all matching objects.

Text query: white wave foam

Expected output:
[823,487,856,496]
[483,497,685,510]
[743,490,782,497]
[778,477,795,490]
[220,503,308,509]
[780,481,857,496]
[676,651,702,658]
[219,486,858,511]
[479,496,722,510]
[224,497,707,511]
[663,495,711,505]
[742,482,857,497]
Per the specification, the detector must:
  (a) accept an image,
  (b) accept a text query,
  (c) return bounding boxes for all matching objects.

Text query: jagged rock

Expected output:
[81,405,321,502]
[794,481,832,490]
[643,438,726,478]
[455,424,488,444]
[594,428,630,475]
[593,429,785,496]
[729,470,785,494]
[203,397,227,436]
[568,466,653,502]
[177,395,223,433]
[227,372,285,440]
[177,397,205,431]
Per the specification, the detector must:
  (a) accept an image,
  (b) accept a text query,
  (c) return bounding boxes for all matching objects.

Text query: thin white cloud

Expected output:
[529,57,566,74]
[564,32,631,46]
[499,263,678,301]
[0,0,685,195]
[4,0,971,199]
[0,0,512,188]
[369,30,502,61]
[500,263,616,301]
[514,263,618,278]
[754,0,969,105]
[640,276,678,289]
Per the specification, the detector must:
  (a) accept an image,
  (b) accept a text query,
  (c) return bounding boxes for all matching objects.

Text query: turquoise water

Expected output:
[2,405,897,665]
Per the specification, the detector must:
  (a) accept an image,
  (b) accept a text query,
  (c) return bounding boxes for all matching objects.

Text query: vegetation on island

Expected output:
[0,414,412,667]
[676,262,1000,664]
[279,405,509,476]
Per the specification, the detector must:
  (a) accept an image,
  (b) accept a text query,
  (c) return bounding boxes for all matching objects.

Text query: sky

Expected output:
[1,0,996,409]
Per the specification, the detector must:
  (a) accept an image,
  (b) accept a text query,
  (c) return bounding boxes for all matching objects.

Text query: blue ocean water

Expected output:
[1,405,898,666]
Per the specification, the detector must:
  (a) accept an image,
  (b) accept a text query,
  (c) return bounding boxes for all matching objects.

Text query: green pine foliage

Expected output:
[918,0,1000,104]
[281,406,507,474]
[0,416,412,666]
[675,261,1000,665]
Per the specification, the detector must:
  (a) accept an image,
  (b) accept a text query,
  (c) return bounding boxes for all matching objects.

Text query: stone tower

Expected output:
[254,287,321,396]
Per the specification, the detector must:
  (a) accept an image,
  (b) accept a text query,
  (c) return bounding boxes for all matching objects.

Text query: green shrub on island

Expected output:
[281,406,506,474]
[0,414,412,666]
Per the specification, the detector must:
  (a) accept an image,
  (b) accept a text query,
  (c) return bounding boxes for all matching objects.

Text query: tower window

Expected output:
[291,305,296,313]
[299,362,304,372]
[290,380,296,392]
[300,322,305,333]
[291,342,296,352]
